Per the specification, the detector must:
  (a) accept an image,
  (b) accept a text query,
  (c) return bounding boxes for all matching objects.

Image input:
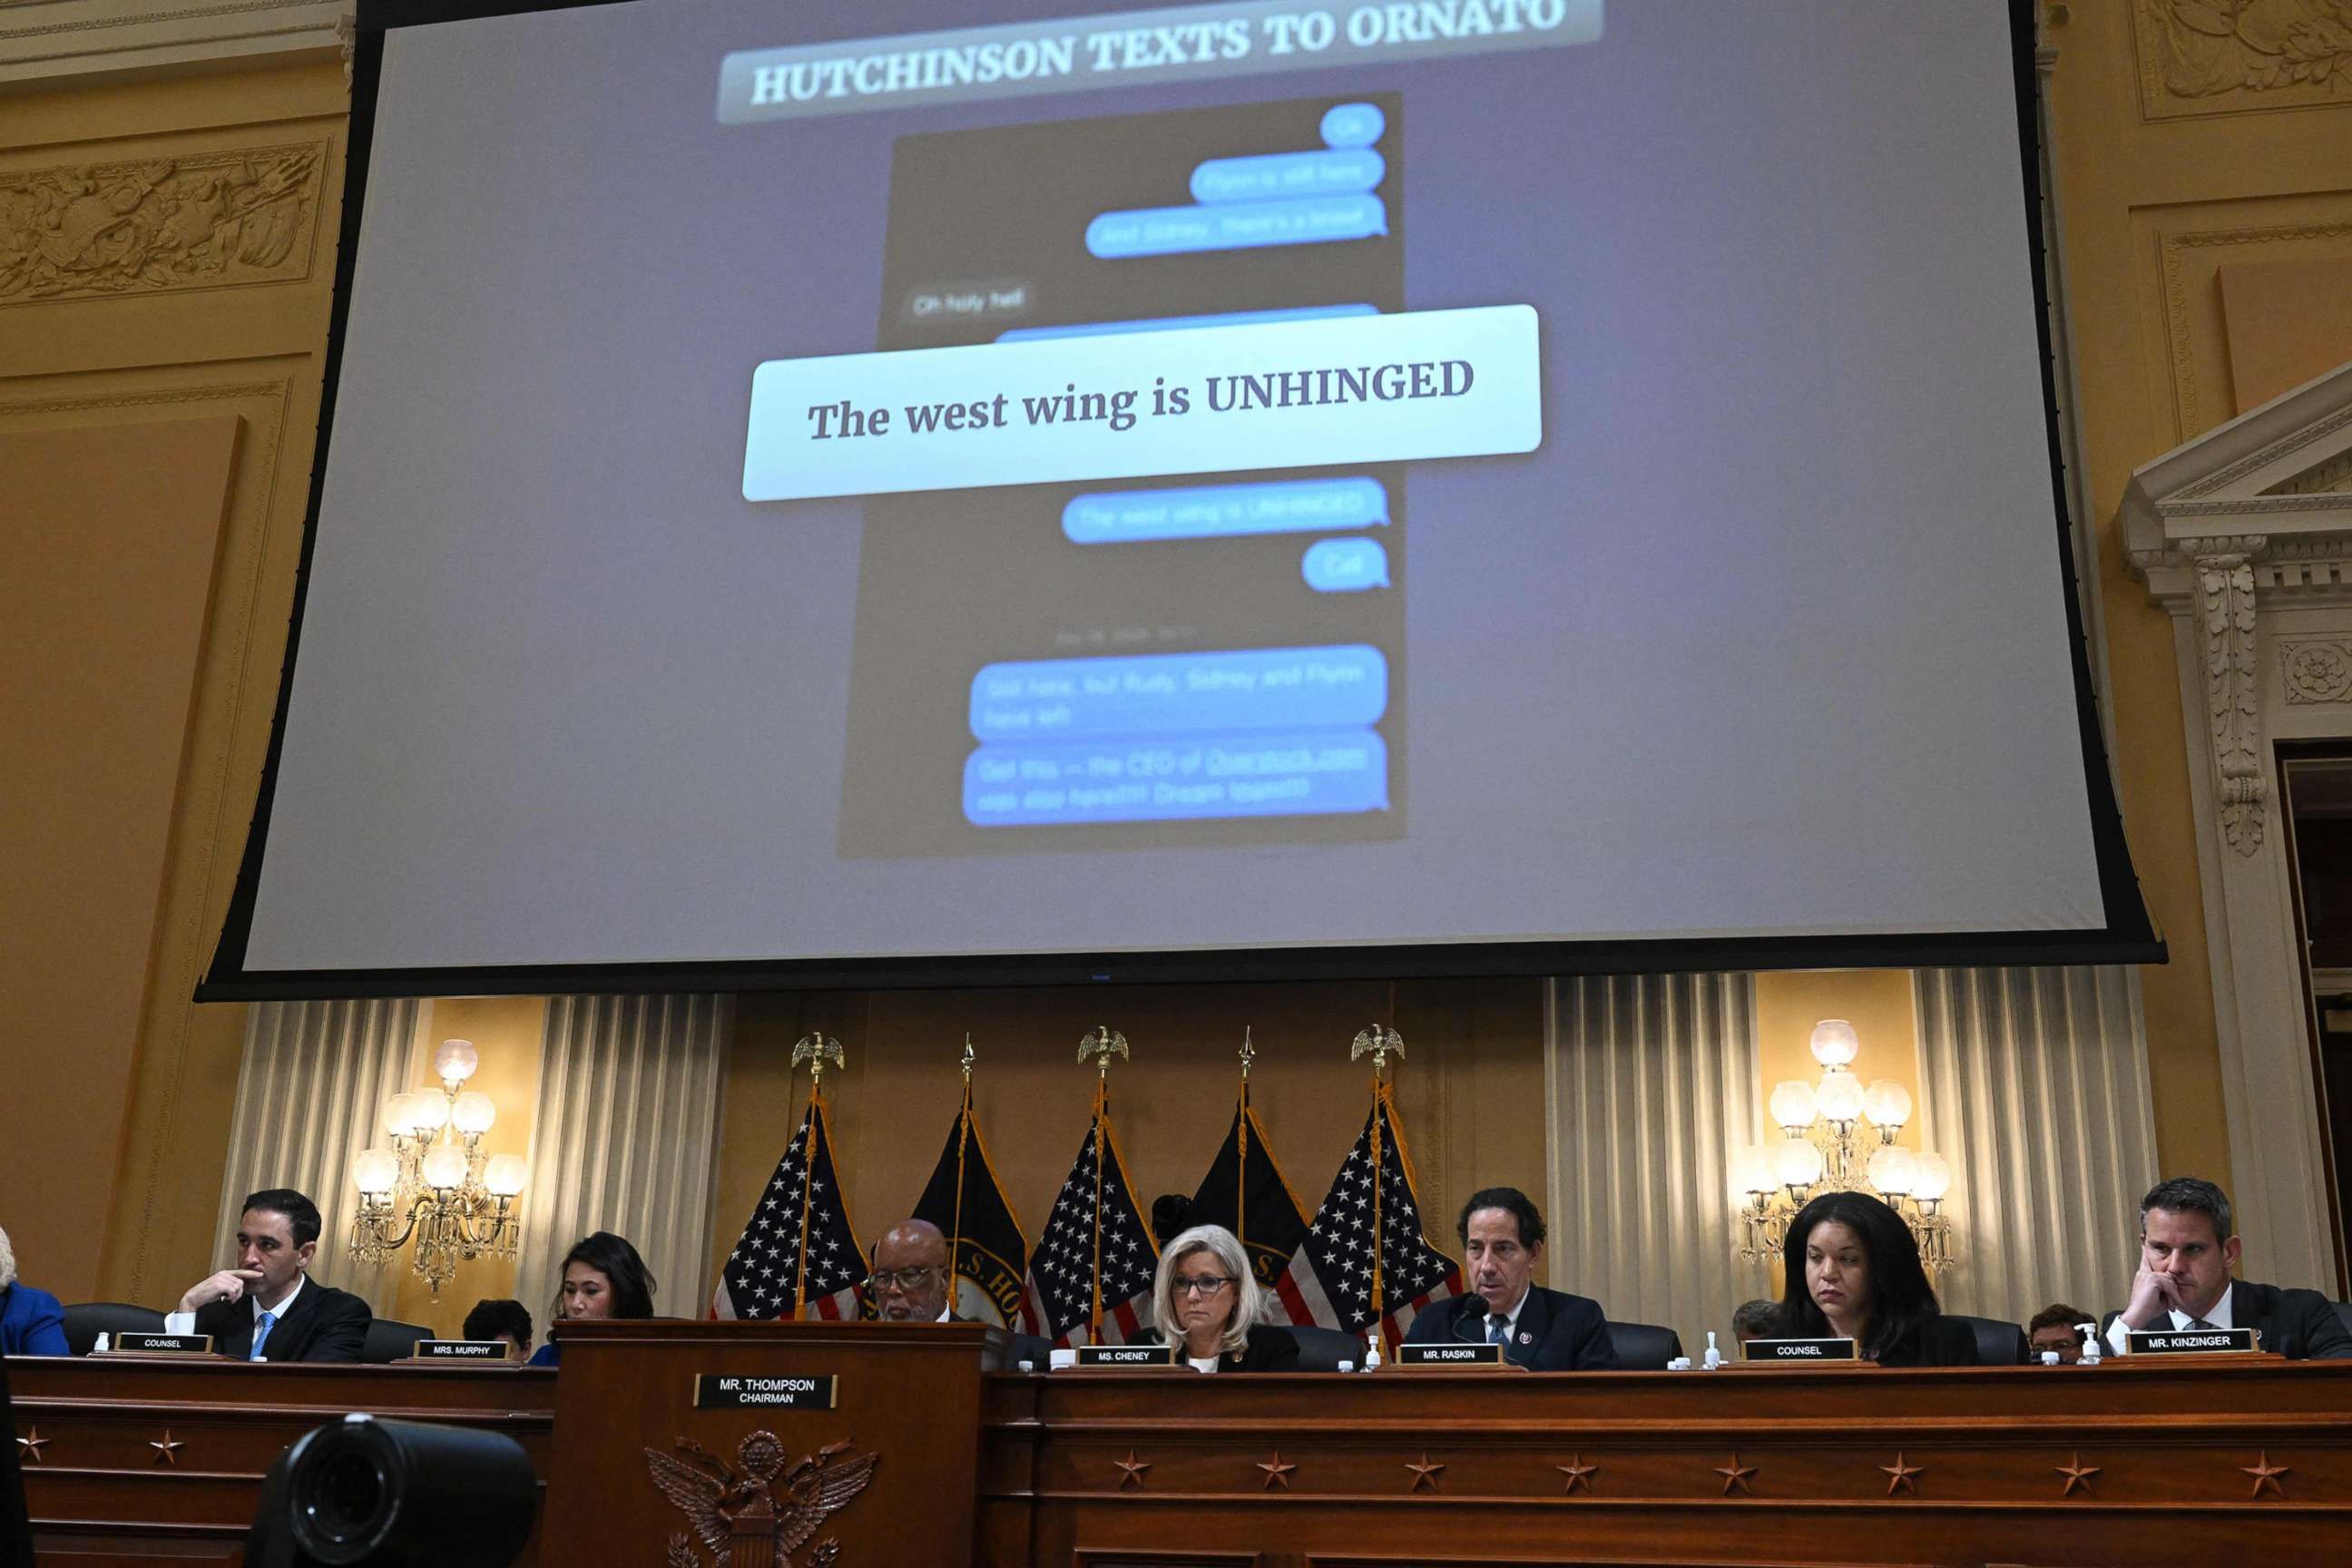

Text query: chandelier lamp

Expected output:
[348,1038,527,1295]
[1731,1020,1954,1274]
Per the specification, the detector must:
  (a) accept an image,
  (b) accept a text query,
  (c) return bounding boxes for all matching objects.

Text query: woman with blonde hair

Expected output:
[1145,1223,1299,1373]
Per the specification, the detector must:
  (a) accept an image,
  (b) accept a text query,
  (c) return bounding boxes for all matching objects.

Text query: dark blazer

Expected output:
[1406,1286,1620,1371]
[1870,1314,1981,1368]
[1146,1321,1301,1372]
[0,1284,69,1357]
[195,1279,371,1363]
[2102,1280,2352,1361]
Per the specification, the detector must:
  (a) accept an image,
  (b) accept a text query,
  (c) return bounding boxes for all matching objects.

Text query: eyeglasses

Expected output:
[865,1266,942,1292]
[1172,1274,1235,1297]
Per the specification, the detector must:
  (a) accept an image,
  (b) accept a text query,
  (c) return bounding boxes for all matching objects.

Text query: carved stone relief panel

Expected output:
[2133,0,2352,120]
[2281,636,2352,702]
[0,142,326,305]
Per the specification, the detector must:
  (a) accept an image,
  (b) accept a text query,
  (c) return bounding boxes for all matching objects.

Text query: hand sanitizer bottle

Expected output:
[1363,1337,1383,1371]
[1703,1330,1723,1370]
[2076,1322,2102,1364]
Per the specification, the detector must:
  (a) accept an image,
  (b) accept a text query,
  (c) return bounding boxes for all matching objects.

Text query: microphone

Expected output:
[1452,1293,1492,1344]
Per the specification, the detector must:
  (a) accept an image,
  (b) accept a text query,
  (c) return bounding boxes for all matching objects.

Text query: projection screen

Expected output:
[201,0,2158,997]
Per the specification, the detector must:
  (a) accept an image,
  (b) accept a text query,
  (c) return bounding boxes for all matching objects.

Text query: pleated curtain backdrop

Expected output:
[217,997,426,1315]
[512,994,730,1330]
[1912,965,2159,1326]
[1545,974,1762,1353]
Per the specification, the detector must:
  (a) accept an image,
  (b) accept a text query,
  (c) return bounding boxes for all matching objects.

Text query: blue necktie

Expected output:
[1488,1316,1508,1346]
[251,1309,277,1362]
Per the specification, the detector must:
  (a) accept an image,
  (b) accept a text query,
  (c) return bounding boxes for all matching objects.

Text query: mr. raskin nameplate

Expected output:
[1743,1337,1858,1362]
[694,1374,838,1409]
[1077,1344,1180,1367]
[1396,1343,1505,1367]
[2128,1327,2259,1355]
[409,1338,511,1361]
[105,1333,212,1355]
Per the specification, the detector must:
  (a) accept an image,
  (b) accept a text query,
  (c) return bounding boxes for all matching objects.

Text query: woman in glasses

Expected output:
[1146,1223,1299,1372]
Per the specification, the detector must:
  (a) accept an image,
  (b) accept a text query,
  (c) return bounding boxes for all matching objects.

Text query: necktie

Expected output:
[1488,1316,1508,1346]
[251,1309,277,1362]
[2188,1317,2217,1331]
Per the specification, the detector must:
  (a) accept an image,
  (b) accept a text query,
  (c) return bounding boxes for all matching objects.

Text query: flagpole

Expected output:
[1350,1024,1404,1353]
[952,1036,975,1313]
[1079,1025,1129,1340]
[1236,1028,1254,1259]
[790,1033,844,1318]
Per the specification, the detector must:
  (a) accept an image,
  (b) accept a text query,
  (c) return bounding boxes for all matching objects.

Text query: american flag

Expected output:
[1021,1110,1159,1346]
[1272,1083,1461,1349]
[712,1098,867,1321]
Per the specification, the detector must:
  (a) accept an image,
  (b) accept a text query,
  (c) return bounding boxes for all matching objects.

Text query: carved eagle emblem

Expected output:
[644,1432,879,1567]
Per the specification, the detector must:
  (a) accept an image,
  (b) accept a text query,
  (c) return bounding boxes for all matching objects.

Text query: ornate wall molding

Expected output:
[2121,361,2352,1293]
[2281,637,2352,701]
[0,142,325,305]
[0,1,353,87]
[2133,0,2352,120]
[2160,220,2352,440]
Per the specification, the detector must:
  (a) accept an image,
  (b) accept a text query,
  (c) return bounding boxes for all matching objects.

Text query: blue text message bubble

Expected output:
[1302,537,1391,592]
[1320,102,1387,149]
[1063,477,1388,544]
[969,645,1388,740]
[964,730,1388,826]
[1086,194,1387,259]
[1190,148,1385,204]
[999,303,1374,343]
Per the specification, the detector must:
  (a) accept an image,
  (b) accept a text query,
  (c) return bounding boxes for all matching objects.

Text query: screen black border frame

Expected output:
[197,0,2161,1002]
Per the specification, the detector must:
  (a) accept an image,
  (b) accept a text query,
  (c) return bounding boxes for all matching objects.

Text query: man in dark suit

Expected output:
[163,1189,370,1363]
[2102,1176,2352,1360]
[869,1219,1052,1367]
[1405,1187,1618,1370]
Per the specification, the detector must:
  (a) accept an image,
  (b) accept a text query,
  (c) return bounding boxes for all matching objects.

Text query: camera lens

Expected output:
[310,1450,387,1541]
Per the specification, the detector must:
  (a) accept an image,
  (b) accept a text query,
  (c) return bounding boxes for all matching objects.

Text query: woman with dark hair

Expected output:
[1772,1191,1975,1367]
[525,1231,656,1367]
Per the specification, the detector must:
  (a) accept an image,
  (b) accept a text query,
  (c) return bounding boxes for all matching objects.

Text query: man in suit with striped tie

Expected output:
[164,1189,371,1362]
[2102,1176,2352,1360]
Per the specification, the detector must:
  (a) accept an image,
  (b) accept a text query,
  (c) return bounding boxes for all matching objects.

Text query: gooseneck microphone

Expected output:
[1452,1293,1493,1345]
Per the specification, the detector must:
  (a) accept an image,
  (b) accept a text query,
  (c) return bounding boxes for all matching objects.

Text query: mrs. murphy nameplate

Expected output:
[1076,1344,1179,1367]
[694,1374,838,1409]
[2127,1327,2259,1355]
[1743,1337,1858,1362]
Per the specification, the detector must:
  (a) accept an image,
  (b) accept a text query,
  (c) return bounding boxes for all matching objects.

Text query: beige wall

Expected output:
[5,15,2349,1315]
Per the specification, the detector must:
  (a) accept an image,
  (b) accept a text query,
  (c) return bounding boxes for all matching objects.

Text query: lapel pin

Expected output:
[1519,1330,1534,1345]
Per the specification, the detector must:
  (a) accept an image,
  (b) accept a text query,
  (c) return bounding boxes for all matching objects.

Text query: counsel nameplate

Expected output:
[694,1374,839,1409]
[1396,1343,1505,1367]
[408,1338,512,1361]
[104,1333,213,1355]
[1076,1344,1180,1367]
[2128,1327,2259,1355]
[1743,1337,1858,1362]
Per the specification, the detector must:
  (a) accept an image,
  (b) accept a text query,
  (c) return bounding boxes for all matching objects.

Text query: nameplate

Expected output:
[103,1333,213,1355]
[2128,1327,2259,1355]
[694,1374,838,1409]
[1076,1344,1180,1367]
[408,1338,511,1361]
[1395,1343,1505,1367]
[1743,1337,1858,1362]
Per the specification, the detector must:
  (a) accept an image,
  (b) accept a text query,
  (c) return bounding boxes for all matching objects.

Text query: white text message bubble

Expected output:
[743,305,1541,500]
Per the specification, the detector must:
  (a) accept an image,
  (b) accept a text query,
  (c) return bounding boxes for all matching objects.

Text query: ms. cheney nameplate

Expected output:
[2127,1327,2259,1355]
[1396,1343,1504,1367]
[694,1374,839,1409]
[1076,1344,1180,1367]
[1743,1337,1858,1362]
